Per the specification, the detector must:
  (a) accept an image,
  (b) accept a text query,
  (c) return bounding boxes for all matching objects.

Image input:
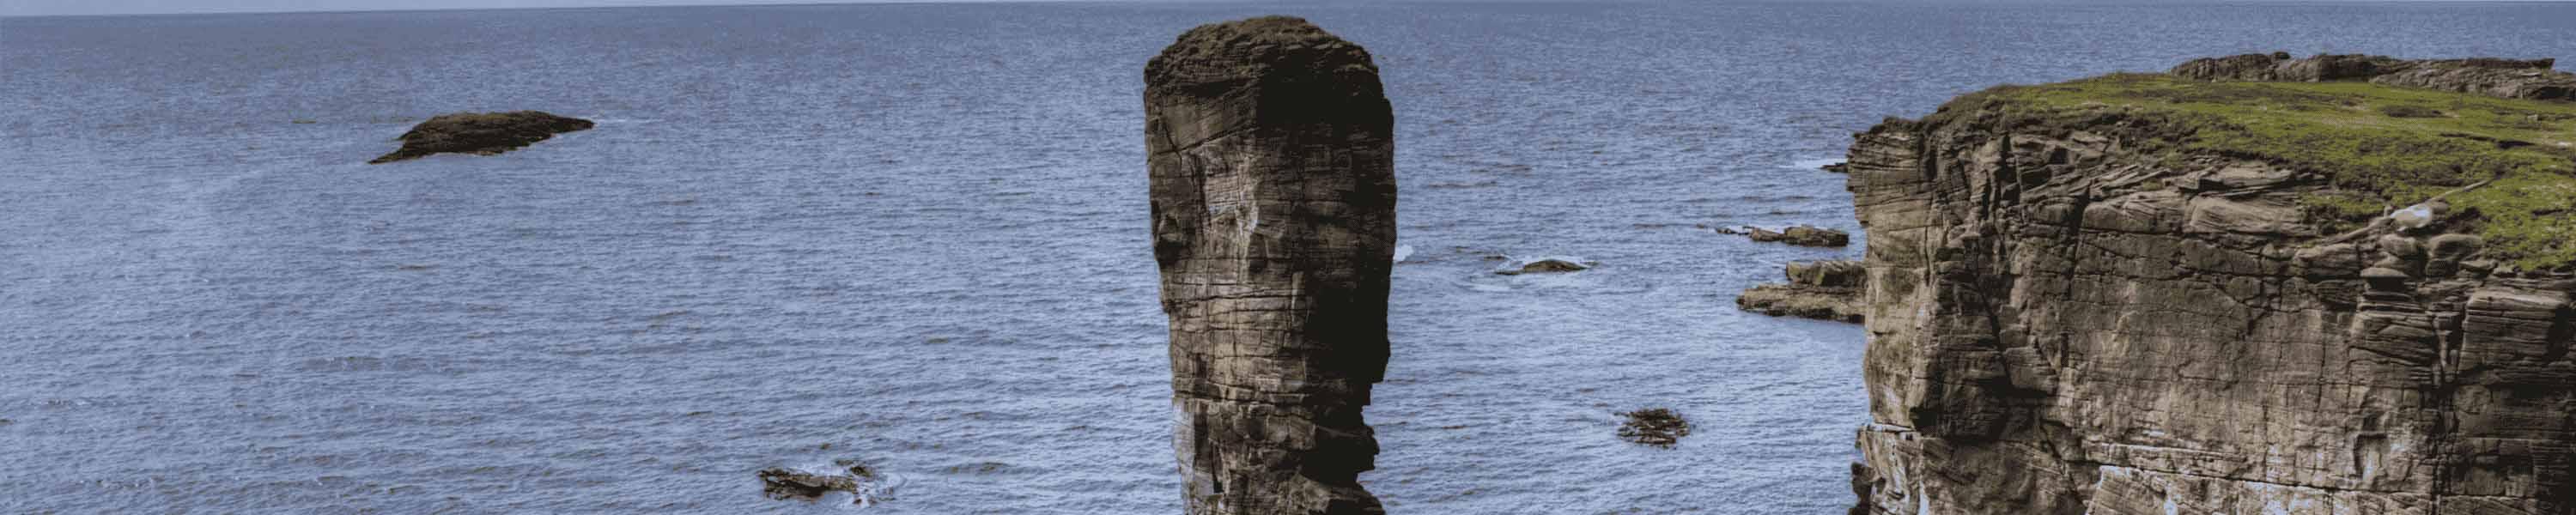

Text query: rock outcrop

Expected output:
[1495,257,1593,276]
[368,111,594,164]
[1145,16,1394,515]
[2172,53,2573,101]
[1737,259,1866,323]
[1841,69,2575,514]
[1743,224,1853,247]
[756,460,886,504]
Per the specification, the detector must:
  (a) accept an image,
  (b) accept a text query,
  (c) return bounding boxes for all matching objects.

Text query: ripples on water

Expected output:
[3,2,2570,512]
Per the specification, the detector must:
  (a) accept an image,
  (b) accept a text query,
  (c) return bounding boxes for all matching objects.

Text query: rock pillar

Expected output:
[1144,16,1395,515]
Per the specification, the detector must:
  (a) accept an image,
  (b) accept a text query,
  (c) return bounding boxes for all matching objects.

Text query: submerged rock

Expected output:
[756,461,881,503]
[368,111,594,164]
[1742,225,1850,247]
[1616,408,1690,448]
[1494,257,1592,276]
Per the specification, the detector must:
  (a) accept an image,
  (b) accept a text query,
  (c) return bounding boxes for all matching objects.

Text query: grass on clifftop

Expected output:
[1944,73,2576,270]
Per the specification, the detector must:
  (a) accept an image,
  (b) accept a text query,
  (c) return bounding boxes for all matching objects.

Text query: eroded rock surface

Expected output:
[2172,53,2573,100]
[368,111,594,164]
[1841,85,2575,513]
[1146,15,1394,515]
[1738,259,1866,323]
[1743,224,1853,247]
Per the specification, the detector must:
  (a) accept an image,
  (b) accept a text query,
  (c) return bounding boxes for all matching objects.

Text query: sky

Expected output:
[0,0,2557,16]
[0,0,1046,17]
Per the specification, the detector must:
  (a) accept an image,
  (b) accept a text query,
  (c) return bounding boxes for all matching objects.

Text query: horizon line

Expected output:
[5,0,2572,19]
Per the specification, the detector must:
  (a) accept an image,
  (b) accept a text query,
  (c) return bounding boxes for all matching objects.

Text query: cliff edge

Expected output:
[1844,65,2576,513]
[1145,16,1396,515]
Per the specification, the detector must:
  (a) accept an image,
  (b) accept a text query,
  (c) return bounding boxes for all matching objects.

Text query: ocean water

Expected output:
[3,2,2572,512]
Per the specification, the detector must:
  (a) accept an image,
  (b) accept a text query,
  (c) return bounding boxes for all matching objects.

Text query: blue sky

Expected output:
[0,0,2559,16]
[0,0,1043,17]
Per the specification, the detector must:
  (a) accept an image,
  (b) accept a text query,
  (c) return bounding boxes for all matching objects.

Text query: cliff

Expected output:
[1843,70,2576,513]
[1145,16,1396,515]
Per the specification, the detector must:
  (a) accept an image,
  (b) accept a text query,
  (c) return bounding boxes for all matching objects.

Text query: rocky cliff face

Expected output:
[1843,68,2576,513]
[2171,53,2573,101]
[1145,16,1396,515]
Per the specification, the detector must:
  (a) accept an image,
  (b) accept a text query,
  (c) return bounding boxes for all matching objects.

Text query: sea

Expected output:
[3,1,2571,512]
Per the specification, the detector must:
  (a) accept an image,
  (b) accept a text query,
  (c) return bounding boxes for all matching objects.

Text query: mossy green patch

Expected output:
[1935,73,2576,270]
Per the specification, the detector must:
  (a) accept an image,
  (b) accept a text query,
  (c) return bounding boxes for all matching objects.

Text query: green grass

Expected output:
[1929,73,2576,270]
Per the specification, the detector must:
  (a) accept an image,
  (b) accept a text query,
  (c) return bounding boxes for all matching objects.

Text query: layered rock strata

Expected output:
[1843,70,2575,513]
[368,111,593,164]
[1738,224,1854,247]
[2172,53,2573,101]
[1738,259,1867,324]
[1145,16,1396,515]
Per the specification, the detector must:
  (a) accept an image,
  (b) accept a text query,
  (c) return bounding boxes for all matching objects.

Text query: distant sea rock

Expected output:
[1495,257,1593,276]
[368,111,594,164]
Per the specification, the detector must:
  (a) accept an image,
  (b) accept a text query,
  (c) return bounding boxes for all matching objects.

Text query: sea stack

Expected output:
[1144,16,1395,515]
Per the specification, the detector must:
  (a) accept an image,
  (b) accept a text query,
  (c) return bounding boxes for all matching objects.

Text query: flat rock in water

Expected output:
[368,111,594,164]
[1495,257,1592,275]
[757,460,882,504]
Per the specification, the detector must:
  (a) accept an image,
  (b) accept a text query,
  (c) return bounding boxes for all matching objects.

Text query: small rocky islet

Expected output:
[368,111,594,164]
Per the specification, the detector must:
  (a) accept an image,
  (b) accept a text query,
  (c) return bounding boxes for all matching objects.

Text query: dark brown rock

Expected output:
[1736,259,1865,323]
[756,462,879,503]
[1494,257,1591,275]
[368,111,593,164]
[1615,408,1691,448]
[1146,15,1393,515]
[1741,224,1851,247]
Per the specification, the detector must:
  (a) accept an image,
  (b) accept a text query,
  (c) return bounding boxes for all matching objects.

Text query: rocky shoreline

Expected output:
[1124,15,2571,512]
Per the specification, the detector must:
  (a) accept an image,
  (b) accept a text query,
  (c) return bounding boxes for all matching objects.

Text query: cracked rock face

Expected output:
[1842,99,2574,513]
[2171,53,2573,101]
[1145,16,1394,515]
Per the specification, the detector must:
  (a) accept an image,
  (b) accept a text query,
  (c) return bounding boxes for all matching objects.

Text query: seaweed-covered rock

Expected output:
[368,111,594,164]
[1615,408,1691,448]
